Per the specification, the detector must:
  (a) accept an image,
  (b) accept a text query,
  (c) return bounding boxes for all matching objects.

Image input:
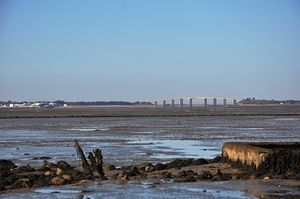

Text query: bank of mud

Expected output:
[1,141,299,195]
[1,104,300,119]
[1,116,300,198]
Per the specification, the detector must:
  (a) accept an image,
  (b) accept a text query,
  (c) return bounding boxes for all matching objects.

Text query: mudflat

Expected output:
[0,116,300,198]
[1,104,300,118]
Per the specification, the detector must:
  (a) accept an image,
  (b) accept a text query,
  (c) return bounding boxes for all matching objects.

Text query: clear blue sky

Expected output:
[1,0,299,102]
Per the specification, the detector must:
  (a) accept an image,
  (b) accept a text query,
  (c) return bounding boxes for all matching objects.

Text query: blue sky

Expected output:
[0,0,299,101]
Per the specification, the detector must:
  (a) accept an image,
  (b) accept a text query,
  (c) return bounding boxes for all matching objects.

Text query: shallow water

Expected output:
[0,116,300,198]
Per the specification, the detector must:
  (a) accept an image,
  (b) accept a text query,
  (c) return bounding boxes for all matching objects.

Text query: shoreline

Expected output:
[1,104,300,119]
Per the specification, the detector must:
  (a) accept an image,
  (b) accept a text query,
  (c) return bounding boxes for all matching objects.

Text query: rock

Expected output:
[0,181,5,191]
[43,160,54,169]
[209,156,222,163]
[24,153,31,156]
[174,176,196,183]
[195,158,208,165]
[33,156,52,160]
[166,158,195,169]
[1,171,18,184]
[62,174,72,181]
[145,165,154,172]
[249,175,256,180]
[231,175,238,180]
[12,178,33,189]
[0,160,17,171]
[117,170,128,180]
[263,176,270,180]
[201,171,213,180]
[217,168,222,176]
[51,176,66,185]
[35,175,52,187]
[179,170,196,177]
[56,161,72,170]
[106,164,116,171]
[127,166,140,177]
[136,163,153,171]
[162,172,172,178]
[44,171,52,176]
[63,168,85,181]
[56,168,64,175]
[14,165,35,173]
[154,163,167,171]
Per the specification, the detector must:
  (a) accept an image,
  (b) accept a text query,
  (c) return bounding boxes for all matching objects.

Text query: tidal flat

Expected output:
[0,116,300,198]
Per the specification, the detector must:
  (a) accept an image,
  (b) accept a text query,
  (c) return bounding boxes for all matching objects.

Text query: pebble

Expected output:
[56,168,64,175]
[44,171,52,176]
[62,174,72,181]
[51,176,66,185]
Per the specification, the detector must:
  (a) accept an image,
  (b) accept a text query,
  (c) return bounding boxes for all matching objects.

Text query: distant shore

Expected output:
[1,104,300,119]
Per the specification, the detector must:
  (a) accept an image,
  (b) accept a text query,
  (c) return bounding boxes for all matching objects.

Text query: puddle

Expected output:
[134,131,155,134]
[183,187,251,198]
[140,180,158,188]
[128,139,220,159]
[35,188,81,194]
[67,127,110,132]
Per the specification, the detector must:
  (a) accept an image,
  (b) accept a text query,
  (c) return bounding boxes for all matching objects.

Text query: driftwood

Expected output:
[88,149,105,178]
[74,140,93,176]
[74,140,105,179]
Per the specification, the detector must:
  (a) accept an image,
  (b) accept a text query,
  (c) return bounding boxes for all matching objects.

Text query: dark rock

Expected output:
[126,166,140,177]
[11,178,33,189]
[200,171,213,180]
[106,164,116,171]
[174,176,196,183]
[35,175,52,187]
[195,158,208,165]
[136,163,153,172]
[56,161,72,170]
[216,168,222,175]
[179,170,197,177]
[51,176,65,185]
[154,163,167,171]
[162,171,172,178]
[0,160,17,171]
[0,181,6,191]
[14,165,35,173]
[24,153,31,156]
[209,156,222,163]
[166,158,195,169]
[1,171,18,184]
[64,168,84,181]
[33,157,52,160]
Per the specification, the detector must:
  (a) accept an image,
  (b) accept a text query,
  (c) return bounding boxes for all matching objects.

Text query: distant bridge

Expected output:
[152,96,240,108]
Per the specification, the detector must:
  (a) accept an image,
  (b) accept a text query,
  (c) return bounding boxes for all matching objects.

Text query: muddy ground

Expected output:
[0,116,300,198]
[1,104,300,119]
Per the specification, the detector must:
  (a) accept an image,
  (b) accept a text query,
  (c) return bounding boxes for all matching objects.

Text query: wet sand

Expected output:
[0,116,300,198]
